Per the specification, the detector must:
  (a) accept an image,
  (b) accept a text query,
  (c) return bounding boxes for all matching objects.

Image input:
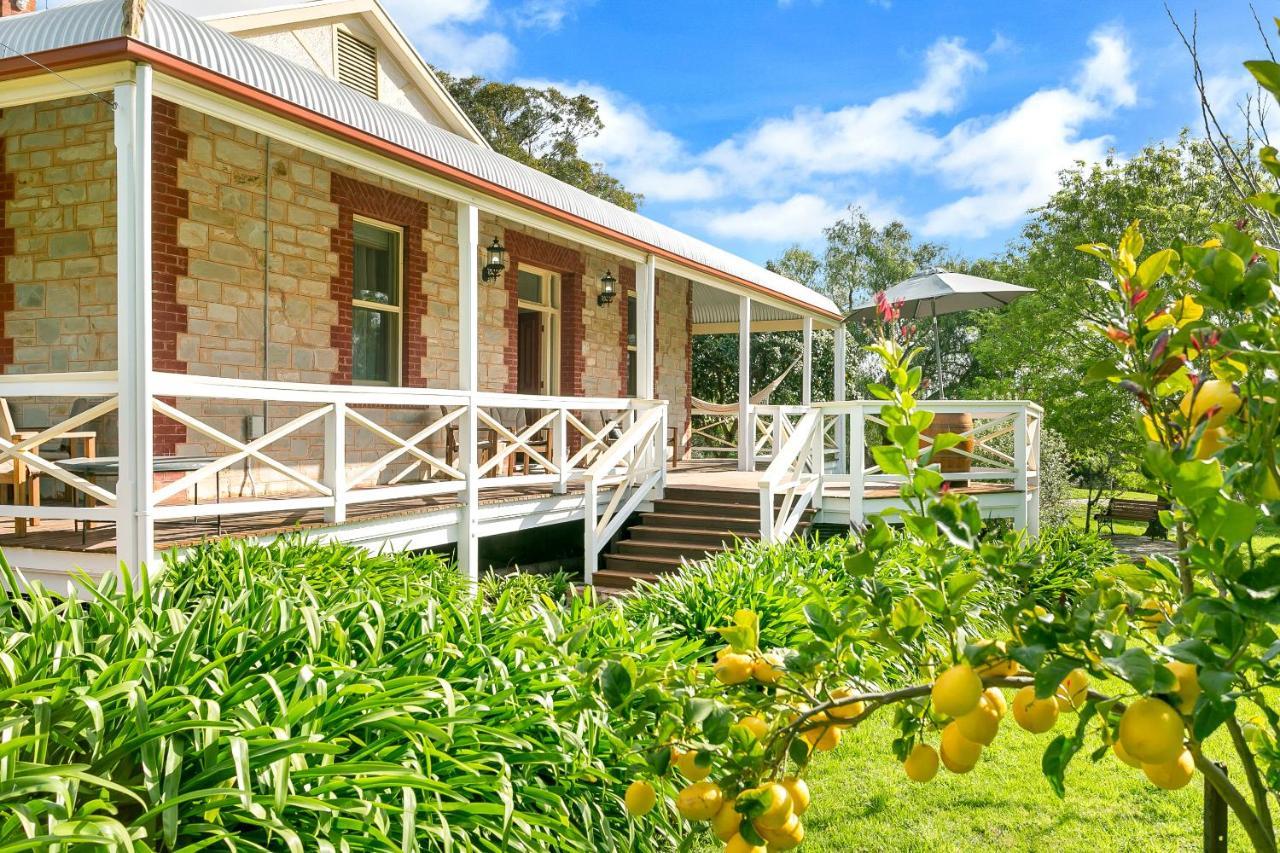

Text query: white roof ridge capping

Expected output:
[0,0,840,321]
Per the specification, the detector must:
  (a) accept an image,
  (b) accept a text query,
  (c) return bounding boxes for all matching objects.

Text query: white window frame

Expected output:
[351,214,403,386]
[516,264,561,396]
[626,289,638,398]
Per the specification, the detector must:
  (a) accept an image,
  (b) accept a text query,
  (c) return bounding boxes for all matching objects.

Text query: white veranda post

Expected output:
[738,296,752,472]
[114,65,156,574]
[801,316,813,405]
[638,254,656,399]
[834,323,847,471]
[456,201,480,580]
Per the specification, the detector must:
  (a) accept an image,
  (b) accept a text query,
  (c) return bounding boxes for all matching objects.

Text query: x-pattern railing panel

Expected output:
[345,404,465,489]
[0,396,119,506]
[859,411,1019,477]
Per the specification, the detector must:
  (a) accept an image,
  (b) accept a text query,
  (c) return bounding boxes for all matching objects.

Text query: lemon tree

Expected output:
[598,70,1280,853]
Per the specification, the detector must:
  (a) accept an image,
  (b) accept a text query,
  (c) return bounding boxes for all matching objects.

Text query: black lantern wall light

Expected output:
[481,238,506,282]
[598,270,617,306]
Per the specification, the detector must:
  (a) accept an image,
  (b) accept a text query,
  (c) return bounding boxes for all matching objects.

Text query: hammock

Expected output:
[691,356,802,416]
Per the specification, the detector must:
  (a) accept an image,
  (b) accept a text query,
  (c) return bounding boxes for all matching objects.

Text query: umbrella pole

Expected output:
[931,302,946,399]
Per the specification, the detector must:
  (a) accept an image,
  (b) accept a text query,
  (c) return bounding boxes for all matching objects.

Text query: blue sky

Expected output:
[388,0,1263,265]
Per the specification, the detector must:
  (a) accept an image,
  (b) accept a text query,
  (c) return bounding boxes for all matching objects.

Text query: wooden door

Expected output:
[517,310,542,394]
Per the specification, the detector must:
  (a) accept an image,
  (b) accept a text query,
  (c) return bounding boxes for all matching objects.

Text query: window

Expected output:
[626,292,637,397]
[516,266,560,395]
[336,29,379,99]
[351,218,402,384]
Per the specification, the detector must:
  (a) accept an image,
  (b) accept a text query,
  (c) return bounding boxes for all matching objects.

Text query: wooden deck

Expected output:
[0,459,1024,558]
[0,483,582,554]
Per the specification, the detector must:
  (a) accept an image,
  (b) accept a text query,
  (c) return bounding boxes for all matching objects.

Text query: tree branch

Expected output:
[1228,715,1276,842]
[1191,742,1277,853]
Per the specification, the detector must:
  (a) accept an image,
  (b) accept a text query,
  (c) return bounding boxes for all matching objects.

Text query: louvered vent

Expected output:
[336,29,378,99]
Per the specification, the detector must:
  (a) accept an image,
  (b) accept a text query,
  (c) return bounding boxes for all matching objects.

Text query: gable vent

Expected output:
[336,29,379,99]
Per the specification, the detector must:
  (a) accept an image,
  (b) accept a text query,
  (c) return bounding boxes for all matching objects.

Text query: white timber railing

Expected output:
[0,371,120,528]
[690,403,809,463]
[581,404,668,582]
[817,399,1042,527]
[757,407,823,543]
[0,370,666,561]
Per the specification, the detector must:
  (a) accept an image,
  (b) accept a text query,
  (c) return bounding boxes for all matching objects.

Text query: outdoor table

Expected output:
[60,456,223,544]
[9,429,96,535]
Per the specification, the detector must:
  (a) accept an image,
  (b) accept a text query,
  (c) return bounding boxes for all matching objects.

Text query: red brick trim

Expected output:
[0,116,13,371]
[329,173,430,386]
[617,264,635,395]
[501,229,584,395]
[152,98,190,454]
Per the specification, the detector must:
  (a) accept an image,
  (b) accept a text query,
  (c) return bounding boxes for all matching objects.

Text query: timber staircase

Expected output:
[592,485,812,591]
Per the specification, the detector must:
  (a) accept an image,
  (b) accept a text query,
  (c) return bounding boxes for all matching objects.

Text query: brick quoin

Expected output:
[616,264,635,396]
[329,173,430,386]
[0,121,14,371]
[152,98,191,454]
[501,230,584,395]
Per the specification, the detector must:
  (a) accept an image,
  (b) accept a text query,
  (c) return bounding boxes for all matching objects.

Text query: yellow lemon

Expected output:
[756,812,805,850]
[1139,598,1170,626]
[711,798,742,842]
[931,663,984,717]
[1264,469,1280,502]
[1179,379,1241,427]
[676,781,724,821]
[675,749,712,782]
[624,780,656,817]
[827,687,865,720]
[940,721,982,772]
[974,640,1020,677]
[1166,661,1201,714]
[1113,738,1143,769]
[983,687,1007,719]
[747,782,794,830]
[810,724,840,752]
[752,653,785,684]
[903,743,940,782]
[1055,668,1090,712]
[1142,748,1195,790]
[780,777,809,815]
[715,653,754,685]
[1119,697,1185,765]
[737,715,769,741]
[1012,686,1059,734]
[724,833,766,853]
[955,691,1002,745]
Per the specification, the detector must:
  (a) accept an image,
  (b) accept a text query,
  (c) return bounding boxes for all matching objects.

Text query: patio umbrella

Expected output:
[847,269,1033,398]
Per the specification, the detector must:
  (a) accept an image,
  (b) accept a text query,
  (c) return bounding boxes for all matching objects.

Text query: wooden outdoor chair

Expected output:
[0,400,40,536]
[487,407,551,477]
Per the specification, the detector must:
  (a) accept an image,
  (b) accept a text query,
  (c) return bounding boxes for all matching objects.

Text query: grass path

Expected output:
[781,710,1245,852]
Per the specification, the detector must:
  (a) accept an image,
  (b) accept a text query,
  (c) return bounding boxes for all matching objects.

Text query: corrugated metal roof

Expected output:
[0,0,840,320]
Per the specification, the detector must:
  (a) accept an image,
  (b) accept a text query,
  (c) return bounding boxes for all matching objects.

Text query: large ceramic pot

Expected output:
[923,412,974,486]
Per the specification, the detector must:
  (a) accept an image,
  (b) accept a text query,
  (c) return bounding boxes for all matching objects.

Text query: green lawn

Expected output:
[700,705,1246,852]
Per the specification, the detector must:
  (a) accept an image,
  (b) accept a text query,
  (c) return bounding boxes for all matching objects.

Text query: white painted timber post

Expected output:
[848,402,866,528]
[801,316,813,405]
[553,407,568,494]
[834,324,847,473]
[114,65,156,576]
[738,296,752,472]
[583,474,598,583]
[638,254,656,400]
[324,402,346,523]
[457,201,480,580]
[1013,404,1031,534]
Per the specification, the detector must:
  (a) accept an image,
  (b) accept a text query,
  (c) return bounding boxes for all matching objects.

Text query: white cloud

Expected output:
[919,28,1135,238]
[701,194,850,242]
[1077,27,1136,108]
[703,38,984,193]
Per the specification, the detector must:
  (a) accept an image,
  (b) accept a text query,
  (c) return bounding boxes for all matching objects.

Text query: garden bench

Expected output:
[1095,497,1164,538]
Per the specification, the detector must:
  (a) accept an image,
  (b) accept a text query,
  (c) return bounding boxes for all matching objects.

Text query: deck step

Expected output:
[629,525,759,545]
[602,552,686,574]
[660,487,757,506]
[649,499,759,519]
[638,512,761,532]
[592,569,665,590]
[615,539,726,561]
